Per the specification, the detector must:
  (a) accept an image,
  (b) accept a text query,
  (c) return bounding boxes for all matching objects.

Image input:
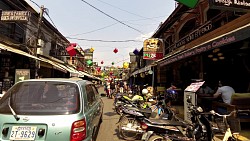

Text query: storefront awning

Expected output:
[158,23,250,67]
[131,65,152,76]
[0,43,40,60]
[39,57,67,73]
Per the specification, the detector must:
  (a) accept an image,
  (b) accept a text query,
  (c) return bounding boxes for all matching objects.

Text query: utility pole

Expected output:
[34,5,45,78]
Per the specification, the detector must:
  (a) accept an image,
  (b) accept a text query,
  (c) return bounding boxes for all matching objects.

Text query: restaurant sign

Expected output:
[209,0,250,12]
[175,21,213,49]
[143,38,164,60]
[1,10,31,22]
[15,69,30,83]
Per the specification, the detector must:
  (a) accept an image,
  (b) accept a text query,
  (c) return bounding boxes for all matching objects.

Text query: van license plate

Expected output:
[9,126,37,140]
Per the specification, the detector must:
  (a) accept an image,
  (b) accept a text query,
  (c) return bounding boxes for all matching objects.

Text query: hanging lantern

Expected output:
[110,72,113,75]
[111,62,114,65]
[101,61,104,64]
[113,48,118,53]
[123,62,129,69]
[133,48,139,55]
[90,47,95,53]
[96,67,101,72]
[86,60,93,66]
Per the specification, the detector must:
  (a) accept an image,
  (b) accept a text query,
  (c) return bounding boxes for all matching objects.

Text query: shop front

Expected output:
[157,22,250,97]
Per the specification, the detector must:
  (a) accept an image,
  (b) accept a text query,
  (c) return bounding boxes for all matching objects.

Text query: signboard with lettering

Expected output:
[175,21,213,49]
[143,38,164,60]
[209,0,250,12]
[1,11,31,22]
[15,69,30,83]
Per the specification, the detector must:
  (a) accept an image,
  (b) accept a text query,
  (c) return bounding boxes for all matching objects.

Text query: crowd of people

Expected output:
[103,79,129,98]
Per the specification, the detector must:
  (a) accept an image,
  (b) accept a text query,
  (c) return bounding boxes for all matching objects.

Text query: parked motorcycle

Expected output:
[117,100,179,140]
[141,96,213,141]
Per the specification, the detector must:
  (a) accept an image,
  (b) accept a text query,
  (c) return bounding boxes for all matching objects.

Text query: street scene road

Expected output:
[96,87,122,141]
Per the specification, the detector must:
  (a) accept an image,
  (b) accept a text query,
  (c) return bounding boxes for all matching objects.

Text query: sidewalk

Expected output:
[174,105,250,141]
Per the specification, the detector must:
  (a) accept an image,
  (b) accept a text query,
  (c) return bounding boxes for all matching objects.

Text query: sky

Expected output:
[25,0,176,67]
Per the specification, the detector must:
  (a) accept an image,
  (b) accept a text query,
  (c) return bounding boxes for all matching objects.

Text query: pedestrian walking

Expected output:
[110,79,116,98]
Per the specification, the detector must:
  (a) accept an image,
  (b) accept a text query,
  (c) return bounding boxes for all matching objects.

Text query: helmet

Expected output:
[142,89,148,95]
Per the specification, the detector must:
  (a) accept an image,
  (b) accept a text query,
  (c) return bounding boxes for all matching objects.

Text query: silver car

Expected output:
[0,78,104,141]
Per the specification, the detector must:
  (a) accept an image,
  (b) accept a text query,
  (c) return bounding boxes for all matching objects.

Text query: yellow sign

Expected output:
[143,38,164,60]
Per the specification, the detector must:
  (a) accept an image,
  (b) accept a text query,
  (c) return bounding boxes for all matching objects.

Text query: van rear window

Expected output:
[0,81,80,115]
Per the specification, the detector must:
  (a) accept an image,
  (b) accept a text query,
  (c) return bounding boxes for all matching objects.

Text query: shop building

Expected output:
[130,0,250,95]
[0,0,97,94]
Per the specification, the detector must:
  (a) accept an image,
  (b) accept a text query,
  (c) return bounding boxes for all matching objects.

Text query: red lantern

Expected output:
[97,67,101,72]
[113,48,118,54]
[66,43,77,56]
[101,61,104,64]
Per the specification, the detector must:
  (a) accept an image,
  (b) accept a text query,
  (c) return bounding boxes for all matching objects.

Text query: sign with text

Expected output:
[175,21,213,49]
[1,11,31,22]
[15,69,30,83]
[209,0,250,12]
[143,38,164,60]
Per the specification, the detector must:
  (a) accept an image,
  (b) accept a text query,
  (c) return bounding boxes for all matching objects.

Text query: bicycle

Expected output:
[210,109,250,141]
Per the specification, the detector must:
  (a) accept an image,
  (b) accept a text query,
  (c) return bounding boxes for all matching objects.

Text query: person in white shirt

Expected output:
[213,81,235,104]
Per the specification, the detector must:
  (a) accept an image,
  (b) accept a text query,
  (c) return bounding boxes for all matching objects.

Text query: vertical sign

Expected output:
[143,38,164,60]
[15,69,30,83]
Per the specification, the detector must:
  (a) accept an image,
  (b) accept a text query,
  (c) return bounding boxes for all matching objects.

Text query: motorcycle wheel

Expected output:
[118,116,141,140]
[115,105,123,115]
[148,135,168,141]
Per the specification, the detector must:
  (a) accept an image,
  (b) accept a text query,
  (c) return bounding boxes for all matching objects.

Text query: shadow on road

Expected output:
[104,111,117,117]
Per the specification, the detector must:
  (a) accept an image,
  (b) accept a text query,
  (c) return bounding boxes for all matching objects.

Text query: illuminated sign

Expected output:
[143,38,164,60]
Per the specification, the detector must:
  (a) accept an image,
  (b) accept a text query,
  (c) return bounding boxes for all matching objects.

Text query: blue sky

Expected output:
[25,0,176,67]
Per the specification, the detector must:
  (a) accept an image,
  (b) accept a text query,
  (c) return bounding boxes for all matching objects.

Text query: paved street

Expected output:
[96,87,122,141]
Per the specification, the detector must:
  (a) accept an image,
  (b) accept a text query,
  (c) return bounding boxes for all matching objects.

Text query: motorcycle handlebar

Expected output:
[209,109,250,117]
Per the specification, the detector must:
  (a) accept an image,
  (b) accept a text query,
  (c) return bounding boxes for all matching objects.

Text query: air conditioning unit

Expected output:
[37,39,44,47]
[37,48,43,55]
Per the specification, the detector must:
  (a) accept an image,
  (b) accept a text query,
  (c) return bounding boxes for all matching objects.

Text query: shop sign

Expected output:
[143,38,164,60]
[15,69,30,83]
[161,35,236,66]
[209,0,250,12]
[175,21,213,49]
[1,10,31,22]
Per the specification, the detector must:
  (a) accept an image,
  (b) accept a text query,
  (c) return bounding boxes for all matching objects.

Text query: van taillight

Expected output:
[70,119,86,141]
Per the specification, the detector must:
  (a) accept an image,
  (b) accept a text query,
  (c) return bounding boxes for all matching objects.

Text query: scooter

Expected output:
[141,97,213,141]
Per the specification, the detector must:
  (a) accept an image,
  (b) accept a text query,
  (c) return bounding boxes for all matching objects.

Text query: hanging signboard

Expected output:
[176,0,199,8]
[15,69,30,83]
[209,0,250,12]
[143,38,164,60]
[1,10,31,22]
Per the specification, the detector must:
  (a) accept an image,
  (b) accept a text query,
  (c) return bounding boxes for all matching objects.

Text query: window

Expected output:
[0,81,80,115]
[85,85,96,106]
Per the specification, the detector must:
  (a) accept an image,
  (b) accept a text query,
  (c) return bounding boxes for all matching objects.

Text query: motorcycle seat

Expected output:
[146,119,187,127]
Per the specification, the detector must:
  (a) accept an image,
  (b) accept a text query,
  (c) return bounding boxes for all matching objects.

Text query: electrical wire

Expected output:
[66,37,142,43]
[67,22,118,36]
[96,0,150,20]
[80,0,144,34]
